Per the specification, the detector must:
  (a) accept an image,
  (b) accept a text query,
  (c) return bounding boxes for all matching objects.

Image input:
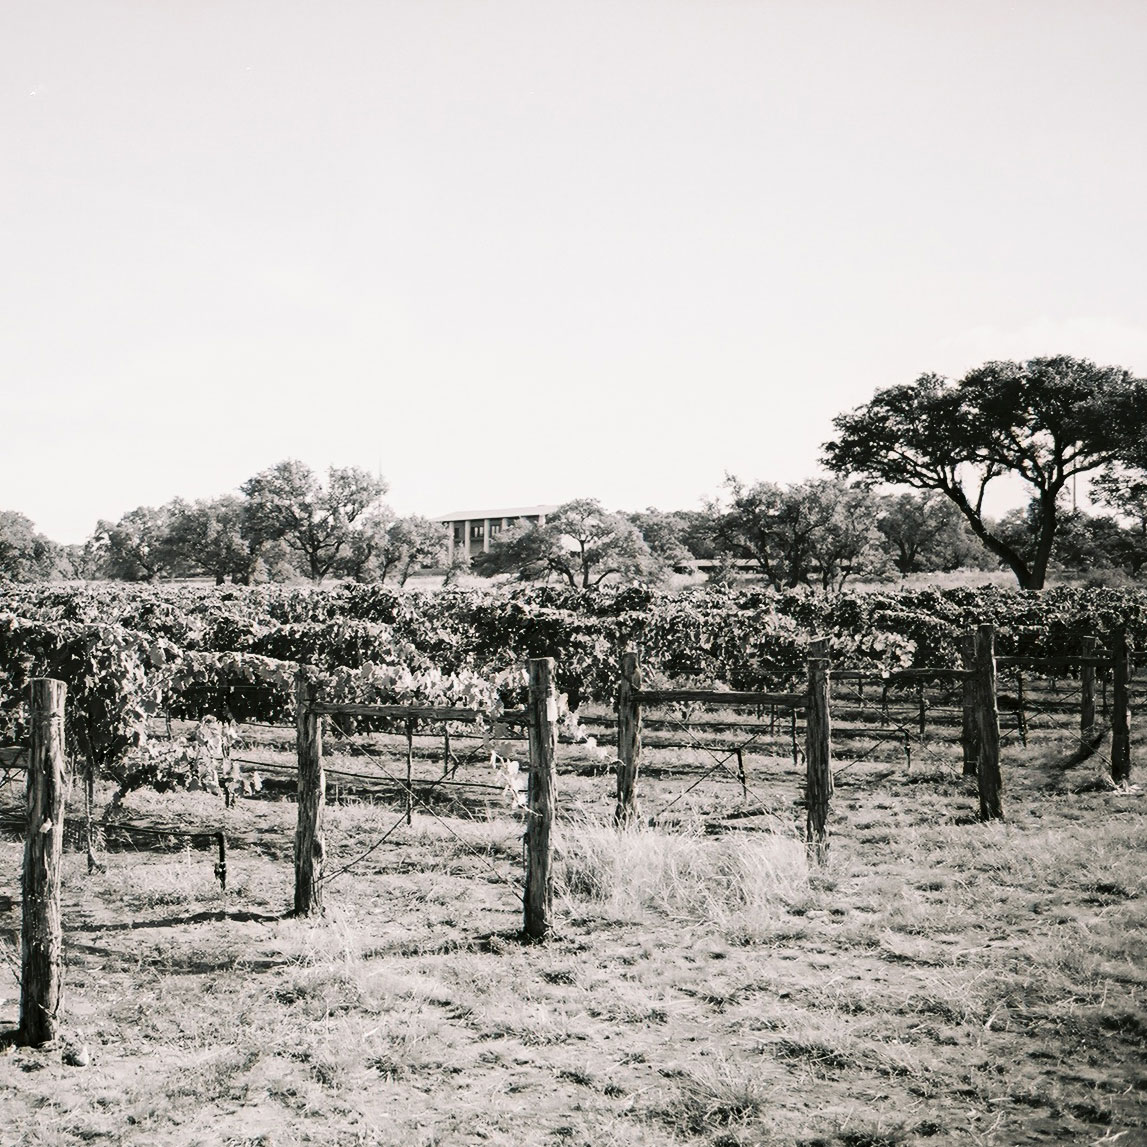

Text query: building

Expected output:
[437,505,558,563]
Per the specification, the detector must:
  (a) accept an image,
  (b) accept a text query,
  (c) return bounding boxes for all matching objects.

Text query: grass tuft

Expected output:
[554,819,808,930]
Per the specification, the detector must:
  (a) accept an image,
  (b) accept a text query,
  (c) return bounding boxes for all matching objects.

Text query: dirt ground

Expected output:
[0,726,1144,1147]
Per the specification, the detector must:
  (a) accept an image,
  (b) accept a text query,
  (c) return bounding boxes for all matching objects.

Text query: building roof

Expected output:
[436,505,559,523]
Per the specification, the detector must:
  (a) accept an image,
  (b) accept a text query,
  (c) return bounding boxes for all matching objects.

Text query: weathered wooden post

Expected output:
[974,624,1003,821]
[404,718,415,826]
[1016,671,1028,748]
[805,638,831,863]
[524,657,557,941]
[1080,635,1097,744]
[294,670,325,917]
[20,679,66,1047]
[961,631,978,777]
[1111,627,1132,786]
[615,651,642,826]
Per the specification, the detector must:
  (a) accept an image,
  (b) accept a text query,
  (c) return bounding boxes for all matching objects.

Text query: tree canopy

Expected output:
[712,478,887,592]
[822,356,1147,588]
[474,499,664,588]
[241,461,386,583]
[0,511,62,581]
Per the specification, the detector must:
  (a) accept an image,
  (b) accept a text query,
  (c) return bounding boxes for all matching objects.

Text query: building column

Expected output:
[463,520,471,562]
[483,518,491,553]
[445,523,454,564]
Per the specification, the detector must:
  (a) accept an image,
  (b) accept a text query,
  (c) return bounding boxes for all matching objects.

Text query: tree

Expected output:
[876,492,984,576]
[823,356,1147,589]
[341,513,447,585]
[627,508,716,567]
[808,486,890,592]
[712,478,885,591]
[240,460,386,583]
[1092,468,1147,575]
[0,511,61,581]
[388,516,449,586]
[339,506,398,582]
[92,506,175,582]
[164,496,251,584]
[474,499,664,587]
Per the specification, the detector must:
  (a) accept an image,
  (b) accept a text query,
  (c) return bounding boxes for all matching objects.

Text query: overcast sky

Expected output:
[3,1,1146,543]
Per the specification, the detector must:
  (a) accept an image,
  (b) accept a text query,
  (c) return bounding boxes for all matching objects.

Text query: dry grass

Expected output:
[555,817,809,926]
[0,747,1144,1147]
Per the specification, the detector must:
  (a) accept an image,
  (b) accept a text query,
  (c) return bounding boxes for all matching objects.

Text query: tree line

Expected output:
[3,355,1146,591]
[1,461,446,587]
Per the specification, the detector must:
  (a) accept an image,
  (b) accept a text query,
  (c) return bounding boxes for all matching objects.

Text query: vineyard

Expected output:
[0,582,1144,1146]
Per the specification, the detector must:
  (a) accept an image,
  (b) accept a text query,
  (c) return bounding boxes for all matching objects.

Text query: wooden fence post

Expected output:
[524,657,557,941]
[805,638,831,863]
[1015,671,1027,747]
[961,631,978,776]
[974,624,1003,821]
[1111,627,1132,786]
[404,718,415,826]
[20,679,66,1047]
[1080,635,1097,743]
[294,670,325,917]
[615,651,642,826]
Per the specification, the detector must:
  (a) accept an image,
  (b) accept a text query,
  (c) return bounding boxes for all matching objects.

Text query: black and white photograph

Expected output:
[1,2,1144,1144]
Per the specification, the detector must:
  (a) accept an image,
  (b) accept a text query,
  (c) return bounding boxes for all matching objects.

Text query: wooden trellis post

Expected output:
[21,679,66,1047]
[1016,671,1027,748]
[1080,635,1097,743]
[524,657,557,941]
[961,631,978,777]
[294,671,325,917]
[1111,627,1132,786]
[974,624,1003,821]
[615,650,642,826]
[805,637,831,863]
[404,718,415,826]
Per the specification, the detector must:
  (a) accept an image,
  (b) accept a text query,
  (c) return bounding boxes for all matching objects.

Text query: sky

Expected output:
[3,0,1146,544]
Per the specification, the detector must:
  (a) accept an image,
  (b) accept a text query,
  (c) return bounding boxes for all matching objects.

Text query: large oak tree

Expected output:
[241,460,386,583]
[822,356,1147,589]
[474,499,664,588]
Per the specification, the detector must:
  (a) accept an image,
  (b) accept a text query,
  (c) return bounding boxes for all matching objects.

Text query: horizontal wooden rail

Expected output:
[995,655,1111,669]
[832,668,969,683]
[310,702,529,725]
[632,688,806,708]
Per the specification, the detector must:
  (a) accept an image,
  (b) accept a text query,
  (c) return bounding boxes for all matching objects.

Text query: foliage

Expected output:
[0,510,62,581]
[240,459,387,582]
[0,614,172,780]
[626,508,715,566]
[164,495,251,584]
[876,492,984,575]
[2,582,1145,790]
[823,355,1147,589]
[380,515,448,585]
[91,505,176,582]
[712,478,888,591]
[474,499,665,588]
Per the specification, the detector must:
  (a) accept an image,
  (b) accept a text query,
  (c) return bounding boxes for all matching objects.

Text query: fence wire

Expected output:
[645,712,798,831]
[319,722,527,903]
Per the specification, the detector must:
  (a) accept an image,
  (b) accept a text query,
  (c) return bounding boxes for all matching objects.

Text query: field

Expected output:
[1,719,1145,1147]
